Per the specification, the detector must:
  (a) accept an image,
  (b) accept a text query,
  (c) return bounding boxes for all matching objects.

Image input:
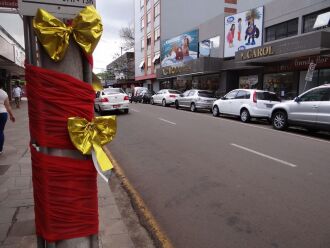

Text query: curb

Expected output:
[103,146,174,248]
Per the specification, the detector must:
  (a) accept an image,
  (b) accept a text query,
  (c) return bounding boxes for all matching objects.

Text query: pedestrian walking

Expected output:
[0,81,15,155]
[12,81,22,108]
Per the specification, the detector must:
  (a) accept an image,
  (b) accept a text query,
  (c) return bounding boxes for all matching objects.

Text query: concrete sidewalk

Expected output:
[0,100,154,248]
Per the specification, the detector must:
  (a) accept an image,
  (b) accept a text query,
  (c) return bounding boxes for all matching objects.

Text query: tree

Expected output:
[119,24,134,51]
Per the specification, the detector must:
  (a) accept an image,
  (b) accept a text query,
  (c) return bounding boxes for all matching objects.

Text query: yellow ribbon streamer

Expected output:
[33,6,103,62]
[68,116,116,171]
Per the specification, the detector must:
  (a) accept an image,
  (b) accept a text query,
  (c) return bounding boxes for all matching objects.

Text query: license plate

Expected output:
[266,104,273,108]
[113,104,121,108]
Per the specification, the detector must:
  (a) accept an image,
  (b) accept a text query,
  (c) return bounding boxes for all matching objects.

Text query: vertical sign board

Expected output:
[18,0,95,18]
[305,62,316,82]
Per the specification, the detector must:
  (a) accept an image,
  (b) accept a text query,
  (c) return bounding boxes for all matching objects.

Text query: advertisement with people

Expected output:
[161,30,199,67]
[224,6,264,58]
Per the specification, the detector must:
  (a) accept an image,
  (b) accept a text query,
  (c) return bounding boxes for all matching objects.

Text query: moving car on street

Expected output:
[95,88,129,115]
[212,89,280,122]
[270,84,330,131]
[151,89,182,106]
[175,89,216,112]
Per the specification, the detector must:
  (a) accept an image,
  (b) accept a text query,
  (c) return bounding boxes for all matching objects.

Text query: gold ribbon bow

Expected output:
[33,6,103,62]
[68,116,116,172]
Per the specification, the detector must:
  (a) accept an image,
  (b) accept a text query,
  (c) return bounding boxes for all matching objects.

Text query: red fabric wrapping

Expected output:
[25,64,98,242]
[31,146,98,242]
[25,64,95,148]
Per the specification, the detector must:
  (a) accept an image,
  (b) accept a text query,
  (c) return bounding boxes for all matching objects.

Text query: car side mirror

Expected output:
[221,96,226,100]
[180,94,184,97]
[294,97,301,102]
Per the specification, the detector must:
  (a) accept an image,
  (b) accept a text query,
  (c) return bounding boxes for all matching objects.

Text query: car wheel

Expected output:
[240,109,251,123]
[151,98,154,105]
[124,109,129,114]
[212,105,220,117]
[162,99,167,107]
[98,106,104,116]
[175,100,180,109]
[272,110,288,130]
[190,103,196,112]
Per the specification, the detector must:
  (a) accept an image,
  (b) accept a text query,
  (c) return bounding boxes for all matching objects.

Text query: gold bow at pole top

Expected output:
[33,6,103,62]
[68,116,116,176]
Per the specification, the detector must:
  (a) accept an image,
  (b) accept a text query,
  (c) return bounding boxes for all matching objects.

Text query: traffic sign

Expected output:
[18,0,95,18]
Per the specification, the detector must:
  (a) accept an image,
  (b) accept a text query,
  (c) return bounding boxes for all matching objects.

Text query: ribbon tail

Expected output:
[91,149,112,183]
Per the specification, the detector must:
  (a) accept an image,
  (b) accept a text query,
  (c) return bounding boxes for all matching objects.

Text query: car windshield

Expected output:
[168,90,182,94]
[104,88,125,95]
[257,92,280,101]
[198,91,215,98]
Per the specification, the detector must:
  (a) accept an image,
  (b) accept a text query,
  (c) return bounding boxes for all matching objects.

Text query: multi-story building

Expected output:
[134,0,161,92]
[156,0,330,99]
[106,51,135,92]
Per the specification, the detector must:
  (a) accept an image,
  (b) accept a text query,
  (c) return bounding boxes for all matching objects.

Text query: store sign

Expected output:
[18,0,95,18]
[305,63,317,82]
[240,46,274,60]
[0,0,17,8]
[162,65,192,76]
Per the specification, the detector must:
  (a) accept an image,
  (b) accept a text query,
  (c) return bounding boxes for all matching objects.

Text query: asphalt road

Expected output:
[107,103,330,248]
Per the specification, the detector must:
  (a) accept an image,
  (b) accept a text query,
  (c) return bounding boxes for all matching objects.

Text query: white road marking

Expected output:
[231,143,297,168]
[130,108,140,112]
[158,118,176,125]
[207,115,330,145]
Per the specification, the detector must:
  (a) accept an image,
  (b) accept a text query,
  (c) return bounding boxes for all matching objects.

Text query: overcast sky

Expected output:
[0,0,134,74]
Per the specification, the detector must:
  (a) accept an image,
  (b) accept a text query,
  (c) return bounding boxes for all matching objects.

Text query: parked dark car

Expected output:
[140,89,155,103]
[130,87,148,103]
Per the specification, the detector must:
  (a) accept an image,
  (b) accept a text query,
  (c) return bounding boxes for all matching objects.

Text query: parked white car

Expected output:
[151,89,182,106]
[270,84,330,131]
[212,89,280,122]
[94,88,129,115]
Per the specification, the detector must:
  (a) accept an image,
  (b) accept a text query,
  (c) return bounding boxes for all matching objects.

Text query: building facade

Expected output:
[156,0,330,99]
[134,0,161,92]
[106,51,135,92]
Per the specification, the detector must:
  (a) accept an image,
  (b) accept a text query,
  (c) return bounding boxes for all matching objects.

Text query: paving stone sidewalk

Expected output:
[0,100,153,248]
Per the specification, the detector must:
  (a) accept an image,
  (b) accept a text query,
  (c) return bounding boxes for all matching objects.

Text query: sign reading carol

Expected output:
[18,0,95,18]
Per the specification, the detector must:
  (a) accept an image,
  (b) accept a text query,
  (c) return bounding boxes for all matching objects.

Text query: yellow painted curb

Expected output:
[104,146,174,248]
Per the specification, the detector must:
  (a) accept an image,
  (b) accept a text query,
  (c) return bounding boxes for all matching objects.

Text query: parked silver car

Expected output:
[175,90,216,112]
[270,84,330,131]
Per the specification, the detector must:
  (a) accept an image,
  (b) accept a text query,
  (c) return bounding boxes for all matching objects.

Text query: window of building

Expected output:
[141,38,145,50]
[263,72,297,100]
[140,0,144,9]
[152,51,160,64]
[154,3,160,18]
[266,18,298,42]
[154,26,160,40]
[147,33,152,46]
[147,11,151,24]
[303,8,330,33]
[147,56,152,67]
[141,17,144,30]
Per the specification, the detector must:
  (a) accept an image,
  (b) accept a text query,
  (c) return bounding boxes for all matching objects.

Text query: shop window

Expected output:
[154,3,160,18]
[303,8,330,33]
[239,75,258,89]
[266,18,298,42]
[154,26,160,40]
[263,72,297,100]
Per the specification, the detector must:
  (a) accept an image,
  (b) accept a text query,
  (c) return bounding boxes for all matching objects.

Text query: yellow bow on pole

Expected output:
[68,116,116,172]
[33,6,103,62]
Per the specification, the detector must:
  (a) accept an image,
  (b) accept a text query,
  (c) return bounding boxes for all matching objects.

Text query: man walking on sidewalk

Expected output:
[0,81,15,155]
[12,81,22,109]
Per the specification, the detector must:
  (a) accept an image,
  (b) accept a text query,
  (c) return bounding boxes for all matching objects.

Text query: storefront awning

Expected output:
[0,55,25,77]
[235,31,330,64]
[313,12,330,29]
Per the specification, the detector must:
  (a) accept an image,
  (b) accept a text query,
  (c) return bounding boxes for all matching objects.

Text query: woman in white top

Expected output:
[0,82,15,154]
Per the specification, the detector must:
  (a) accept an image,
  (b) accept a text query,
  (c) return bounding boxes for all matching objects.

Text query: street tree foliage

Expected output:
[119,24,134,51]
[96,70,115,81]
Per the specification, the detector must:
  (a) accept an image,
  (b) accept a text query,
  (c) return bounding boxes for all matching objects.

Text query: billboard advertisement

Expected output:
[161,29,199,67]
[224,6,264,57]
